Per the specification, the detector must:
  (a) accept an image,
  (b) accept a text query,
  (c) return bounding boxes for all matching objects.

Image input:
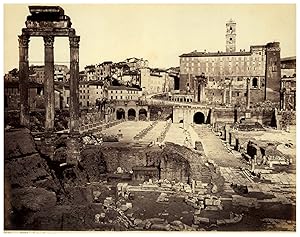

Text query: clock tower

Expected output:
[226,19,236,52]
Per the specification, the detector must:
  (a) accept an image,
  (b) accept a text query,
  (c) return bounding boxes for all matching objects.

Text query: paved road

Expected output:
[193,125,244,167]
[164,123,186,145]
[102,121,150,142]
[141,121,167,142]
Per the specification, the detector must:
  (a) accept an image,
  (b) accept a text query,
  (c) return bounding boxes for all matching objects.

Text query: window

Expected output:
[252,78,258,88]
[111,96,113,99]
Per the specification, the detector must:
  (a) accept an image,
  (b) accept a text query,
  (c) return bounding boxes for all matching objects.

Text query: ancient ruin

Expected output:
[4,4,296,233]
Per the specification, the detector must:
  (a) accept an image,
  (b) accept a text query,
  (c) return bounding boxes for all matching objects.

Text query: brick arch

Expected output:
[128,108,136,120]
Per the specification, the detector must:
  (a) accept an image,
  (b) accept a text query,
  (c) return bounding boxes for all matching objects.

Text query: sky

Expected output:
[3,3,296,72]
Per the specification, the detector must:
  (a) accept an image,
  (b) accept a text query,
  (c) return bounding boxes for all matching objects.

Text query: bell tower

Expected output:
[226,19,236,52]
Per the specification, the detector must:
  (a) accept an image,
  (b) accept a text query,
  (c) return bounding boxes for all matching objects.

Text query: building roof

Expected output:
[4,81,43,88]
[281,56,296,62]
[108,85,140,91]
[79,80,104,86]
[179,50,252,58]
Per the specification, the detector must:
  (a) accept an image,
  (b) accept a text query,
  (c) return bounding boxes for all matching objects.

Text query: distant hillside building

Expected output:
[179,19,281,106]
[108,86,142,101]
[140,68,174,95]
[79,81,106,108]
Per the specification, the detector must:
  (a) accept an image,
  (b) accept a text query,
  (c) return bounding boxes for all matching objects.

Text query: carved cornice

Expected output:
[69,36,80,48]
[18,35,30,47]
[43,35,54,47]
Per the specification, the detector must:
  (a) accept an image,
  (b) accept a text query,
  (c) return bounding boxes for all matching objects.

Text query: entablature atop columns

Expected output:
[21,27,76,37]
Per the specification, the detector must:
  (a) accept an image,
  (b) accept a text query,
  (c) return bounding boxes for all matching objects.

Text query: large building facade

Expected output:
[179,19,281,106]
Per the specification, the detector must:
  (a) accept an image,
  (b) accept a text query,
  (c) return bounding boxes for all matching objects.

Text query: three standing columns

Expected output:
[18,34,80,134]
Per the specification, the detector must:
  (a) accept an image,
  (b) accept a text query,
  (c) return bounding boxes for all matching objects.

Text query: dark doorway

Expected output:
[197,84,201,102]
[193,112,205,124]
[116,108,125,120]
[174,76,180,90]
[252,78,258,88]
[128,108,136,121]
[139,108,147,121]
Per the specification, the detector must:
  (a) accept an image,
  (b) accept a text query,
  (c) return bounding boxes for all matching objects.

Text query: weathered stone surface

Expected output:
[63,186,93,205]
[150,223,171,231]
[11,187,57,212]
[80,147,107,182]
[5,153,59,191]
[5,128,37,159]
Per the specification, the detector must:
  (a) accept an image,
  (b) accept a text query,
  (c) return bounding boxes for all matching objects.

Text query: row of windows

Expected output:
[5,88,19,94]
[109,90,138,94]
[80,85,103,89]
[184,61,262,67]
[181,56,263,62]
[110,95,135,100]
[183,66,261,73]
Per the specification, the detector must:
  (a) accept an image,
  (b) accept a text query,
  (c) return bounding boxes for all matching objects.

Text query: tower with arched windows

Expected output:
[226,19,236,52]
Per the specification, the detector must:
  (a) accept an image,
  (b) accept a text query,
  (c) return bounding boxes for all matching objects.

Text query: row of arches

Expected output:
[116,108,148,121]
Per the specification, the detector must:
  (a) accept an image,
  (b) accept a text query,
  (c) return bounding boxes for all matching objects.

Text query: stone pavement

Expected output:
[164,123,187,146]
[101,121,150,142]
[193,125,244,167]
[141,121,167,142]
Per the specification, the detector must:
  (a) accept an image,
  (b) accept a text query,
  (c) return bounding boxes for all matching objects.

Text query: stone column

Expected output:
[294,91,296,111]
[246,78,251,109]
[69,36,80,134]
[210,108,214,125]
[282,91,286,111]
[43,35,55,131]
[222,87,227,104]
[18,35,30,127]
[228,83,232,104]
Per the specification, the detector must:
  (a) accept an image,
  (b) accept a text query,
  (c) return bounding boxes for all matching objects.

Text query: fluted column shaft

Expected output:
[43,35,55,131]
[19,35,30,127]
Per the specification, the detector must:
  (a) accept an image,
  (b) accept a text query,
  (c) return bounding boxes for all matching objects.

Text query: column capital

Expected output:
[43,35,54,47]
[18,35,30,47]
[69,35,80,48]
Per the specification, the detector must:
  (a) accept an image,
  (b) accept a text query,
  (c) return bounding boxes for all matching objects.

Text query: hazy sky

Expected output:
[4,4,296,72]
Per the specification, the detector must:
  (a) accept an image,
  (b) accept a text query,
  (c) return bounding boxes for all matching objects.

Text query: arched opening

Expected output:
[252,78,258,88]
[240,117,245,123]
[116,108,125,120]
[193,112,205,124]
[128,108,136,121]
[179,119,183,123]
[139,108,147,121]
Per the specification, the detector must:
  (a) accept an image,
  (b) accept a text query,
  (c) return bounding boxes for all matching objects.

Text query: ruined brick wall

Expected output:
[101,146,147,172]
[213,108,235,124]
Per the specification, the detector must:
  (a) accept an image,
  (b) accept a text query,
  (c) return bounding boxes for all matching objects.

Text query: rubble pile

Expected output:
[81,132,118,145]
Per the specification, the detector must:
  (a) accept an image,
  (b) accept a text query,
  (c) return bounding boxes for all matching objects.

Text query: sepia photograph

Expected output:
[2,1,297,232]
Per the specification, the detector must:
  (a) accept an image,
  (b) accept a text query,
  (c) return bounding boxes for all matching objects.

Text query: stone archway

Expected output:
[193,112,205,124]
[128,108,136,121]
[139,108,147,121]
[116,108,125,120]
